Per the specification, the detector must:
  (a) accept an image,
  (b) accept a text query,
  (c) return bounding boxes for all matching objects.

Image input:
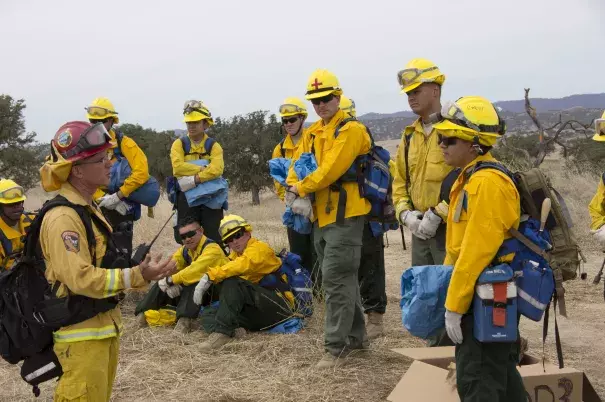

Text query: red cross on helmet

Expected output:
[305,69,343,100]
[51,121,112,162]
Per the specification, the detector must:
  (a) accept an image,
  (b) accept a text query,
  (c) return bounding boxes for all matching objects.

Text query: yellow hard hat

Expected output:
[279,97,308,118]
[592,110,605,142]
[397,58,446,94]
[183,100,214,125]
[340,96,356,117]
[219,214,252,242]
[0,179,26,204]
[85,97,120,124]
[305,69,343,100]
[432,96,505,147]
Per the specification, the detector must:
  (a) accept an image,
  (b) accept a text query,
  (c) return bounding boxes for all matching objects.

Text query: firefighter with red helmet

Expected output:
[39,121,176,401]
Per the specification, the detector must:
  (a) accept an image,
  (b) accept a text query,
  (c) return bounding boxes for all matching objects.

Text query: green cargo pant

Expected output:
[199,277,292,336]
[134,282,201,319]
[410,223,446,266]
[359,221,387,314]
[314,216,366,356]
[456,314,527,402]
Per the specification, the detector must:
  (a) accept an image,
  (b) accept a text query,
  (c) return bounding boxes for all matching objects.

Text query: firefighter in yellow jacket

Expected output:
[135,216,228,333]
[435,97,526,401]
[171,100,225,246]
[339,96,387,339]
[392,59,453,266]
[0,179,35,270]
[272,97,317,289]
[193,214,293,351]
[39,121,176,401]
[286,70,371,369]
[86,97,151,258]
[588,111,605,243]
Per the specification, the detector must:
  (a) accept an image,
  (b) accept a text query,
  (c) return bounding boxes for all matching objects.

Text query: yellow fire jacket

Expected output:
[0,213,35,270]
[444,153,520,314]
[94,129,150,200]
[206,237,294,306]
[286,110,371,227]
[170,133,224,183]
[392,119,453,219]
[588,176,605,230]
[41,182,148,343]
[271,131,308,201]
[171,235,228,286]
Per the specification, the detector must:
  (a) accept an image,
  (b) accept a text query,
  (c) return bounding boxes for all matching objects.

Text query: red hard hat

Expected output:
[52,121,112,162]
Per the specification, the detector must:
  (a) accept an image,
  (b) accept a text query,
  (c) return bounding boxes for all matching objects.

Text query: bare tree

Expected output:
[524,88,594,167]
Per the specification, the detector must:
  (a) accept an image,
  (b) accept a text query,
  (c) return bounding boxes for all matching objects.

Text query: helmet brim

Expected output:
[305,89,343,100]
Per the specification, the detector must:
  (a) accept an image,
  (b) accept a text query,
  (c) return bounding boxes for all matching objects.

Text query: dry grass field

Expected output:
[0,150,603,401]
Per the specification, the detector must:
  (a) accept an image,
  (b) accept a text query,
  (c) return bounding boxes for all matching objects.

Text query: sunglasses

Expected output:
[74,153,111,166]
[179,229,199,240]
[438,134,458,147]
[282,117,299,124]
[224,229,246,243]
[311,94,334,105]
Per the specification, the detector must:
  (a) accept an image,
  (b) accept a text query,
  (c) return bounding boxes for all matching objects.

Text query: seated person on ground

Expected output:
[135,216,228,333]
[194,214,295,352]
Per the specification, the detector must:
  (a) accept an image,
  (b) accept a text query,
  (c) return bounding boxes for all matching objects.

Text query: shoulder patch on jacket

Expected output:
[61,231,80,252]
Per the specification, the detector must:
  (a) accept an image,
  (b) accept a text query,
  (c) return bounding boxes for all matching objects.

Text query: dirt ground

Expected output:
[1,158,604,401]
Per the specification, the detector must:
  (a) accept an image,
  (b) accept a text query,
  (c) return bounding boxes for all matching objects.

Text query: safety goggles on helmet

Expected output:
[62,123,112,159]
[310,94,335,106]
[183,100,211,117]
[595,119,605,136]
[397,67,439,88]
[0,186,25,202]
[439,101,505,135]
[279,104,306,116]
[84,106,118,118]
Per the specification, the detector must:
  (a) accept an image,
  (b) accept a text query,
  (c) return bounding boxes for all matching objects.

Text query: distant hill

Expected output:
[493,93,605,113]
[358,111,416,120]
[355,93,605,141]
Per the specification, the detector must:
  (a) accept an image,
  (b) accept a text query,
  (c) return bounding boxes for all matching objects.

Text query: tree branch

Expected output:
[500,137,532,166]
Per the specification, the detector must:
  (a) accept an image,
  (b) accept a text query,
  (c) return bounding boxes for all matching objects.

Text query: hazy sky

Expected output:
[1,0,604,141]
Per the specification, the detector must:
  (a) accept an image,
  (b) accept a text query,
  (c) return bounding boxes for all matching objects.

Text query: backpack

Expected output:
[0,196,128,396]
[109,130,161,208]
[181,135,216,158]
[166,135,217,205]
[462,162,582,308]
[459,162,583,368]
[258,250,313,317]
[182,238,215,266]
[312,117,394,226]
[279,138,286,158]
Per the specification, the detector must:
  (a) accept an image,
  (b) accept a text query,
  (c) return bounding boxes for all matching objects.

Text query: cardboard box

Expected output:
[388,347,601,402]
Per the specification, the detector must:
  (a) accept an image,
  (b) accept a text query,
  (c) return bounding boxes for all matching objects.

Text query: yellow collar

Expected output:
[0,215,27,240]
[58,182,112,231]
